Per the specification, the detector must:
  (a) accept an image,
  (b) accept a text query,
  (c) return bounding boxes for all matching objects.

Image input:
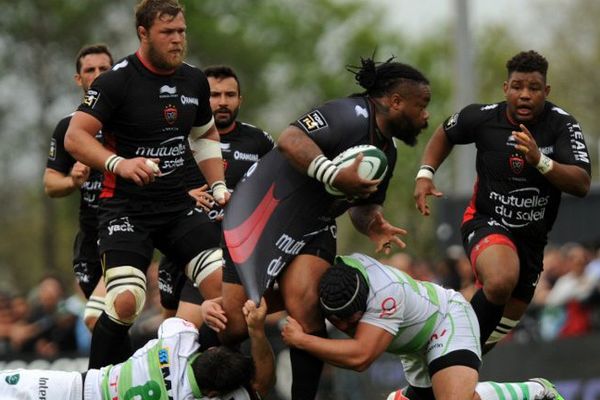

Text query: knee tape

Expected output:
[486,317,519,345]
[104,266,147,325]
[83,295,105,322]
[185,247,223,287]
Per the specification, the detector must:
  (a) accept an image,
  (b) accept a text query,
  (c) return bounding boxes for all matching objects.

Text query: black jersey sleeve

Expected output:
[46,115,75,174]
[443,103,497,145]
[291,99,369,158]
[193,70,214,127]
[77,65,127,125]
[548,107,592,175]
[258,130,275,156]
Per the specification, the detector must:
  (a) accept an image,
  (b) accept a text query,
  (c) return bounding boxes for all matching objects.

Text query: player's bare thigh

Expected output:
[279,254,330,332]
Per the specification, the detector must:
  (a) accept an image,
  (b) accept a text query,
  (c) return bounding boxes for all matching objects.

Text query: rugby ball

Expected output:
[325,144,388,196]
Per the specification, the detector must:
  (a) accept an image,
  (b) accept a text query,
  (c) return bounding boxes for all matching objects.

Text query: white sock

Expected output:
[475,381,543,399]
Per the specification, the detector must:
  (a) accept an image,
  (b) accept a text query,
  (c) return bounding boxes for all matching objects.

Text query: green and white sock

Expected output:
[475,381,543,400]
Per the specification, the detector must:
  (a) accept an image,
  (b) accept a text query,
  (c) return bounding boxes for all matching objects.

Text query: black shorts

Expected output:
[222,220,337,285]
[73,227,102,299]
[98,198,221,272]
[461,216,544,302]
[158,256,206,310]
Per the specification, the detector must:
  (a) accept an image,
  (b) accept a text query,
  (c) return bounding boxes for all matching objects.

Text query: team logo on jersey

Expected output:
[5,373,19,385]
[444,113,459,130]
[83,89,100,108]
[509,153,524,175]
[163,104,178,124]
[48,138,57,160]
[298,110,327,132]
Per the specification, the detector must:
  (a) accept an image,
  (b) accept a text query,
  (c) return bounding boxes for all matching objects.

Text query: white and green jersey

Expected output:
[339,253,481,387]
[0,318,253,400]
[93,317,201,399]
[86,318,252,400]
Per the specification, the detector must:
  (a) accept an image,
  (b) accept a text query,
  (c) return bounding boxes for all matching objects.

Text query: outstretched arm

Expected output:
[414,125,453,216]
[348,204,407,254]
[244,298,275,397]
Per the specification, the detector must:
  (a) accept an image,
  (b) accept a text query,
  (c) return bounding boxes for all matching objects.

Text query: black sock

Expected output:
[290,328,327,400]
[198,323,222,350]
[470,289,504,348]
[88,312,132,369]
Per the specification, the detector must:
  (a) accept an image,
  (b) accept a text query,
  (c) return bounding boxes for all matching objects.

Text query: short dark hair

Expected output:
[347,56,429,98]
[134,0,184,38]
[319,262,369,319]
[75,44,113,73]
[192,347,255,395]
[204,65,242,95]
[506,50,548,80]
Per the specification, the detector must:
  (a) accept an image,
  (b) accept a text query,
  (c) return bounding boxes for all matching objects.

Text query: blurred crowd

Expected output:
[2,241,600,360]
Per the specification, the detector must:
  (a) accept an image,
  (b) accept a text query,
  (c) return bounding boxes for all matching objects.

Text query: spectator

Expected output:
[10,275,78,358]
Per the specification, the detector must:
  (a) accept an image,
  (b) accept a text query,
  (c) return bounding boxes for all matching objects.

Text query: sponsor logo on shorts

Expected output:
[297,110,327,132]
[5,373,19,385]
[107,217,135,236]
[83,89,100,108]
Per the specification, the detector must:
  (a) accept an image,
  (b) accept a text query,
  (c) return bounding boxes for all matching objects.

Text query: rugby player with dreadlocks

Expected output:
[220,56,431,399]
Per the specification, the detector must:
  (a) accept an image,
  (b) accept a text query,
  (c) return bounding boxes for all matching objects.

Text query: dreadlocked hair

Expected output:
[347,56,429,98]
[319,264,368,319]
[506,50,548,80]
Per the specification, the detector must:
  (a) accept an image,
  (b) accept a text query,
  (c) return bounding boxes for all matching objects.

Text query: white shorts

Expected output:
[0,369,82,400]
[399,291,481,388]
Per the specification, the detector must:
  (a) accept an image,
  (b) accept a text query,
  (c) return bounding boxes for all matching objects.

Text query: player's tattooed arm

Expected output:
[277,125,323,172]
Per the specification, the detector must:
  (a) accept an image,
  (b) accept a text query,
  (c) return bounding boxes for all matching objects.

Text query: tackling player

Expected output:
[282,253,565,400]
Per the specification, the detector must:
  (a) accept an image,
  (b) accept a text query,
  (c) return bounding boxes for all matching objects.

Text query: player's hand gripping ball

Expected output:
[325,144,388,196]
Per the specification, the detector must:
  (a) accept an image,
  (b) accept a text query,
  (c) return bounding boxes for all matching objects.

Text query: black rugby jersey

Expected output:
[77,53,213,202]
[47,114,103,229]
[292,96,398,215]
[184,121,274,190]
[444,101,591,242]
[228,96,397,221]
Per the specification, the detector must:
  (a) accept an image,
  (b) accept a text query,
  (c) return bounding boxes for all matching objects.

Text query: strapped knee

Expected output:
[83,295,105,322]
[105,266,147,325]
[185,248,223,287]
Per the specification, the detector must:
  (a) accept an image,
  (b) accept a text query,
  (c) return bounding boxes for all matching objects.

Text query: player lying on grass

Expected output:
[0,298,273,400]
[281,253,564,400]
